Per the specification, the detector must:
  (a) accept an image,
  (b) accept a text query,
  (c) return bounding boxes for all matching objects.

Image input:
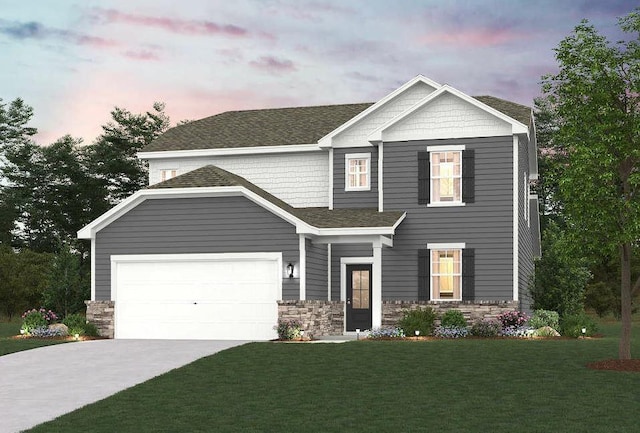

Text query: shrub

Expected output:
[440,309,467,328]
[497,310,529,328]
[434,325,469,338]
[560,311,598,338]
[63,313,88,336]
[274,319,302,340]
[470,319,501,337]
[528,309,559,330]
[398,307,437,336]
[367,327,405,339]
[21,308,58,335]
[83,322,100,337]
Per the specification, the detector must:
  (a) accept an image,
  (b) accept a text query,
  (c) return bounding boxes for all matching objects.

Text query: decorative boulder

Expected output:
[49,323,69,336]
[532,326,560,337]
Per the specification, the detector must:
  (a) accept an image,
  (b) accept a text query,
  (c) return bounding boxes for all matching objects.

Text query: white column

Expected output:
[378,142,384,212]
[328,148,334,210]
[372,243,382,328]
[299,234,306,300]
[327,244,332,301]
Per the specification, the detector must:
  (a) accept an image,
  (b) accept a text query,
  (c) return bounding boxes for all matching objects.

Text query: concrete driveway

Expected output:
[0,339,247,433]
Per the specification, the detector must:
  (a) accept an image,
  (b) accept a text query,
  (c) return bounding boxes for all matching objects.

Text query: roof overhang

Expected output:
[368,85,530,143]
[78,187,406,240]
[138,143,322,160]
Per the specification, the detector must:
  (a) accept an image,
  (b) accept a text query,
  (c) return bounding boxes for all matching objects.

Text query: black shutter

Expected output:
[462,248,475,301]
[418,249,430,300]
[418,151,430,205]
[462,149,475,203]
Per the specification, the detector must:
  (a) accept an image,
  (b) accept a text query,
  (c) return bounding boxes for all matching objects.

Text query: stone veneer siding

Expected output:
[85,300,115,338]
[382,300,519,326]
[278,300,344,337]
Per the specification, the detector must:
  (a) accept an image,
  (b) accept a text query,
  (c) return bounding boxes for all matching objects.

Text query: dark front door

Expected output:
[346,264,372,331]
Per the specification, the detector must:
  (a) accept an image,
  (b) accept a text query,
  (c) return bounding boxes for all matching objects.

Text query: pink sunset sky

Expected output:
[0,0,636,145]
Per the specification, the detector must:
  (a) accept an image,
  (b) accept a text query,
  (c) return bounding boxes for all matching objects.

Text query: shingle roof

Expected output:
[149,165,405,229]
[141,95,532,153]
[142,103,373,152]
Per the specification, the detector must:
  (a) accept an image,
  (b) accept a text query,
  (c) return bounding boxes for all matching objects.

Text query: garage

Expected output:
[112,253,282,340]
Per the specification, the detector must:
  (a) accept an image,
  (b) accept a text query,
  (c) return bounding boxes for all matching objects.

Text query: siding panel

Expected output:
[305,239,328,300]
[333,148,378,208]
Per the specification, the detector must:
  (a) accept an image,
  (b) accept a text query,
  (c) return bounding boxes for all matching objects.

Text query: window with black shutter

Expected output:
[418,152,430,205]
[462,149,475,203]
[418,249,430,300]
[462,248,475,301]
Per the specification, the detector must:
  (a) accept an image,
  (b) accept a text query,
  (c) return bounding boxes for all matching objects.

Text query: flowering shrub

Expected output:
[470,319,501,337]
[30,326,65,338]
[366,327,405,339]
[497,310,529,328]
[274,319,303,340]
[21,308,58,335]
[434,325,469,338]
[500,326,530,338]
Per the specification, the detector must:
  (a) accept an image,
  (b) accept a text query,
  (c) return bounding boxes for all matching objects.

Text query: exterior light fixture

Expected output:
[287,263,294,278]
[74,333,80,340]
[415,330,420,337]
[299,329,305,340]
[581,327,586,337]
[356,328,360,340]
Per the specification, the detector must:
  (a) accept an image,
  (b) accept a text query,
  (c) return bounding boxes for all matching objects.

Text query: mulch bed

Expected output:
[9,335,106,341]
[586,359,640,372]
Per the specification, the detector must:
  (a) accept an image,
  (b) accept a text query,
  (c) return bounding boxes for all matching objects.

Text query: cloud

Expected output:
[90,8,248,37]
[122,49,161,61]
[419,28,526,47]
[249,56,297,73]
[0,20,118,47]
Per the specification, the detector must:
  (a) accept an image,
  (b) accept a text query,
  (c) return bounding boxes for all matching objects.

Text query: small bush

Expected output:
[440,309,467,328]
[528,309,560,330]
[398,307,437,336]
[63,313,87,336]
[367,327,405,339]
[470,319,501,337]
[560,312,598,338]
[434,325,469,338]
[21,308,58,335]
[497,310,529,328]
[83,322,100,337]
[274,319,302,340]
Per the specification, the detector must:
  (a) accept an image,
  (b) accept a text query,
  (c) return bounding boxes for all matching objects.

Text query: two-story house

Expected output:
[78,75,541,340]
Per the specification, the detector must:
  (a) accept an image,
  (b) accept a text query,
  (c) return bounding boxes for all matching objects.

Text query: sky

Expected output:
[0,0,637,145]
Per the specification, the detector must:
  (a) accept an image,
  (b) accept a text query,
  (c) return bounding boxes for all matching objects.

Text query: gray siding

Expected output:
[95,196,300,300]
[305,238,328,300]
[333,147,378,208]
[330,244,373,300]
[382,137,514,301]
[518,135,535,312]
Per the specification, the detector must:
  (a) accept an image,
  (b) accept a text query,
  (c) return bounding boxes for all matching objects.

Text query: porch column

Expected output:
[372,244,382,328]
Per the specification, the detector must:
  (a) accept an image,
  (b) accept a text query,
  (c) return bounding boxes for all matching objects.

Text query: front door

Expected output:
[346,264,372,331]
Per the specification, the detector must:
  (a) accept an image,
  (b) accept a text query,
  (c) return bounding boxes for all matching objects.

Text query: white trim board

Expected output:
[138,144,322,160]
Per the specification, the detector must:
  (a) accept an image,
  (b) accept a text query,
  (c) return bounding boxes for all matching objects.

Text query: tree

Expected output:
[43,244,88,317]
[541,9,640,358]
[0,247,52,319]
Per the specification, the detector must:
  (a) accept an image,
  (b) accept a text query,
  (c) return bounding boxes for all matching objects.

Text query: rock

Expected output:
[49,323,69,336]
[533,326,560,337]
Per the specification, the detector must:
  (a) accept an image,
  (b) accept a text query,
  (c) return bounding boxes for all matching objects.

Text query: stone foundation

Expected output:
[382,300,519,327]
[277,300,344,337]
[85,300,115,338]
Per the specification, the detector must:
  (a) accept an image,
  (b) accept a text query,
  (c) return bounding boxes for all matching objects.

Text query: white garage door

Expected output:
[112,253,282,340]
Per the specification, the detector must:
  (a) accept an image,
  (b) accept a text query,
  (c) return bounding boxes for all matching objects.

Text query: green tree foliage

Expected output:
[530,222,591,317]
[43,244,88,317]
[0,247,52,319]
[541,9,640,358]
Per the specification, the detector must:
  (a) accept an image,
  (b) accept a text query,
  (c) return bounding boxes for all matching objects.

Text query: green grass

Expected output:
[0,320,69,356]
[28,322,640,433]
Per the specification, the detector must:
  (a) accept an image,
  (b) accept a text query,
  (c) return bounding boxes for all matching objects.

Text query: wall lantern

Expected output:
[287,263,294,279]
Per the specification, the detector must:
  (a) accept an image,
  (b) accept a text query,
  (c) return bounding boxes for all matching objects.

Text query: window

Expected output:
[418,146,472,206]
[345,153,370,191]
[431,249,461,300]
[160,169,177,182]
[431,151,461,203]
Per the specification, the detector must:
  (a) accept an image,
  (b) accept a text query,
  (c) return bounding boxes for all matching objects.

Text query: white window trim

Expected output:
[345,153,371,191]
[160,168,178,182]
[428,149,463,206]
[428,246,464,302]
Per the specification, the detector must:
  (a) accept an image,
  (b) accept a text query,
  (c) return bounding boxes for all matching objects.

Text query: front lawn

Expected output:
[28,323,640,432]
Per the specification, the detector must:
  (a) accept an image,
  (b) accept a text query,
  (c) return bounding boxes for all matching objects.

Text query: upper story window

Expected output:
[418,145,474,206]
[161,169,177,182]
[431,151,461,203]
[345,153,370,191]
